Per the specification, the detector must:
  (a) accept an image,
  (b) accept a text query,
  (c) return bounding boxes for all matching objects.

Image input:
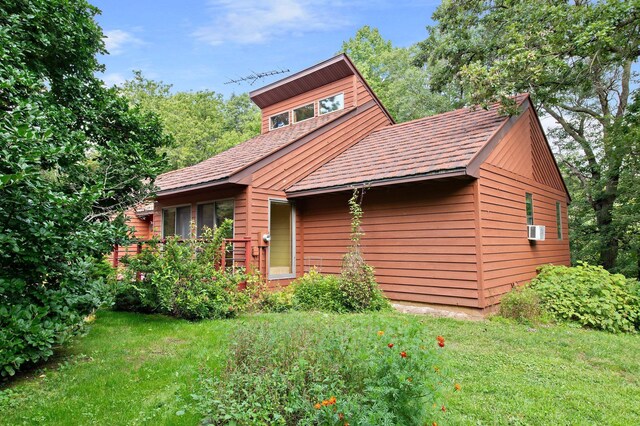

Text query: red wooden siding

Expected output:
[260,76,356,134]
[297,180,483,308]
[478,107,570,307]
[114,211,152,261]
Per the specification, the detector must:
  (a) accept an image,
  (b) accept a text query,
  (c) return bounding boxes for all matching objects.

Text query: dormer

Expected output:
[250,54,393,134]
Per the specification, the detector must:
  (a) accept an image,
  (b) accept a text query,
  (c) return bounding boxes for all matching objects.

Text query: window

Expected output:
[269,111,289,130]
[556,201,563,239]
[525,193,534,225]
[162,206,191,238]
[318,93,344,115]
[293,103,314,122]
[196,200,234,237]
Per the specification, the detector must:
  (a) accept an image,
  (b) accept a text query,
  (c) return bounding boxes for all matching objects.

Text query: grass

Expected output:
[1,310,640,425]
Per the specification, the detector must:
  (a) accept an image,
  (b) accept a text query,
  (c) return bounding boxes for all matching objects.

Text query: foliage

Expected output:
[121,72,261,170]
[498,285,543,324]
[115,220,251,320]
[340,26,456,123]
[195,314,451,426]
[4,311,640,424]
[290,269,346,313]
[0,0,169,377]
[530,263,640,333]
[339,189,389,312]
[418,0,640,274]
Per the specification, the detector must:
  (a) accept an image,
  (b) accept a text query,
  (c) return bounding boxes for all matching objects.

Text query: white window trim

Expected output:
[268,198,296,280]
[292,102,315,124]
[195,198,236,238]
[161,203,192,239]
[269,110,290,131]
[318,92,345,115]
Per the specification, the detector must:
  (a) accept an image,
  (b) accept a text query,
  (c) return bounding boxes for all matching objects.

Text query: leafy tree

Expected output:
[121,73,260,170]
[418,0,640,273]
[340,26,456,123]
[0,0,170,376]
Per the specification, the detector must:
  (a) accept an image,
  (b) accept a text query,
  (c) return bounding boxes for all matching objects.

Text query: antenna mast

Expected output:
[224,68,290,86]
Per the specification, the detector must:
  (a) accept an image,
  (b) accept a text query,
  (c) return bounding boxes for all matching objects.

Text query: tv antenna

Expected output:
[224,68,290,86]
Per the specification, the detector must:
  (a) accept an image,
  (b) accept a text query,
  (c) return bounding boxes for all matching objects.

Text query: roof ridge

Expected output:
[367,93,529,135]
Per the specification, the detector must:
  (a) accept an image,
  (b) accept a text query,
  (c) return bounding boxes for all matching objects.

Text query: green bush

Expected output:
[291,269,346,313]
[195,314,453,425]
[530,263,640,333]
[338,189,390,312]
[499,285,543,323]
[0,258,113,377]
[256,286,294,313]
[115,220,250,320]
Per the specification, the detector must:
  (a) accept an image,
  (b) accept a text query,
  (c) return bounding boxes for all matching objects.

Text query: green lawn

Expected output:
[1,310,639,425]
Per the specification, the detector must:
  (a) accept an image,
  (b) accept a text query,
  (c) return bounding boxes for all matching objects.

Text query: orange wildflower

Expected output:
[454,383,461,391]
[314,403,321,410]
[388,343,394,348]
[377,330,384,336]
[437,336,445,347]
[338,413,344,420]
[322,400,329,406]
[432,423,438,426]
[400,351,407,358]
[441,405,446,413]
[328,396,337,405]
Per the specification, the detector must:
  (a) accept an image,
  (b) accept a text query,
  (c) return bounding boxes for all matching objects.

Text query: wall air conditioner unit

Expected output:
[528,225,546,241]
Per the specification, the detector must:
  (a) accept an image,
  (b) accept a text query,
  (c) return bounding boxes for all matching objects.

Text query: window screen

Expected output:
[556,201,563,239]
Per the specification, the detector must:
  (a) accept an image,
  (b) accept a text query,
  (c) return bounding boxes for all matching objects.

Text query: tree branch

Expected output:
[616,60,632,118]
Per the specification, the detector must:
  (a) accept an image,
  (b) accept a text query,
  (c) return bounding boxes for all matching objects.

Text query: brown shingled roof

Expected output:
[155,108,352,194]
[287,95,529,195]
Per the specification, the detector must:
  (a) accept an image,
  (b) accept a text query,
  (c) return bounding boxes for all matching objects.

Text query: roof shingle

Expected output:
[287,95,528,194]
[155,108,352,193]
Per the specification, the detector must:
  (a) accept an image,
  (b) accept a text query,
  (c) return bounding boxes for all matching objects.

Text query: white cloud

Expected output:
[104,29,144,55]
[101,72,127,87]
[193,0,349,45]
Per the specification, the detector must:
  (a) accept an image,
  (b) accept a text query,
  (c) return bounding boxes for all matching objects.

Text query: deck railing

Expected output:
[111,237,252,275]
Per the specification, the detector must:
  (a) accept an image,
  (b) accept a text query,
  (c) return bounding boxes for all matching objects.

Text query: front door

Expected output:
[269,200,295,278]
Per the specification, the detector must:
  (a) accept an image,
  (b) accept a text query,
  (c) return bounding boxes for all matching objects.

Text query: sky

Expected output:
[92,0,440,97]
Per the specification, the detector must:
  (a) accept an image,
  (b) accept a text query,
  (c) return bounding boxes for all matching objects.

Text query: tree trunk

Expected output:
[594,194,618,270]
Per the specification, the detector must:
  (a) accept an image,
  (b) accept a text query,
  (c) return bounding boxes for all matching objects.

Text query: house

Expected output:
[125,54,571,313]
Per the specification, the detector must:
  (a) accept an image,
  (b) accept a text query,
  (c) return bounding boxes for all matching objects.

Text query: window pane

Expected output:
[215,200,234,238]
[162,208,175,238]
[556,201,563,239]
[270,111,289,129]
[293,103,314,122]
[525,193,534,225]
[197,203,215,237]
[176,206,191,238]
[319,93,344,115]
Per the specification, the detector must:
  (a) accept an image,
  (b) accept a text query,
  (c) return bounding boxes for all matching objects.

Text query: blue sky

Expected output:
[93,0,440,97]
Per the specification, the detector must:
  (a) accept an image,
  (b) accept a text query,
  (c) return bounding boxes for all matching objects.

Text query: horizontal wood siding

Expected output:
[252,105,391,190]
[479,108,570,306]
[298,180,482,307]
[115,211,152,260]
[260,76,355,133]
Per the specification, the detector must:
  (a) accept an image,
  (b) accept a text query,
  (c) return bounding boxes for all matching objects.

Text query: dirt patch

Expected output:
[392,303,485,321]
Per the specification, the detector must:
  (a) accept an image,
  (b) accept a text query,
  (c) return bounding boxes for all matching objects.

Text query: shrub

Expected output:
[195,314,452,425]
[115,220,250,320]
[256,286,294,313]
[499,285,543,323]
[0,258,113,377]
[530,263,640,333]
[339,189,389,312]
[291,268,346,312]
